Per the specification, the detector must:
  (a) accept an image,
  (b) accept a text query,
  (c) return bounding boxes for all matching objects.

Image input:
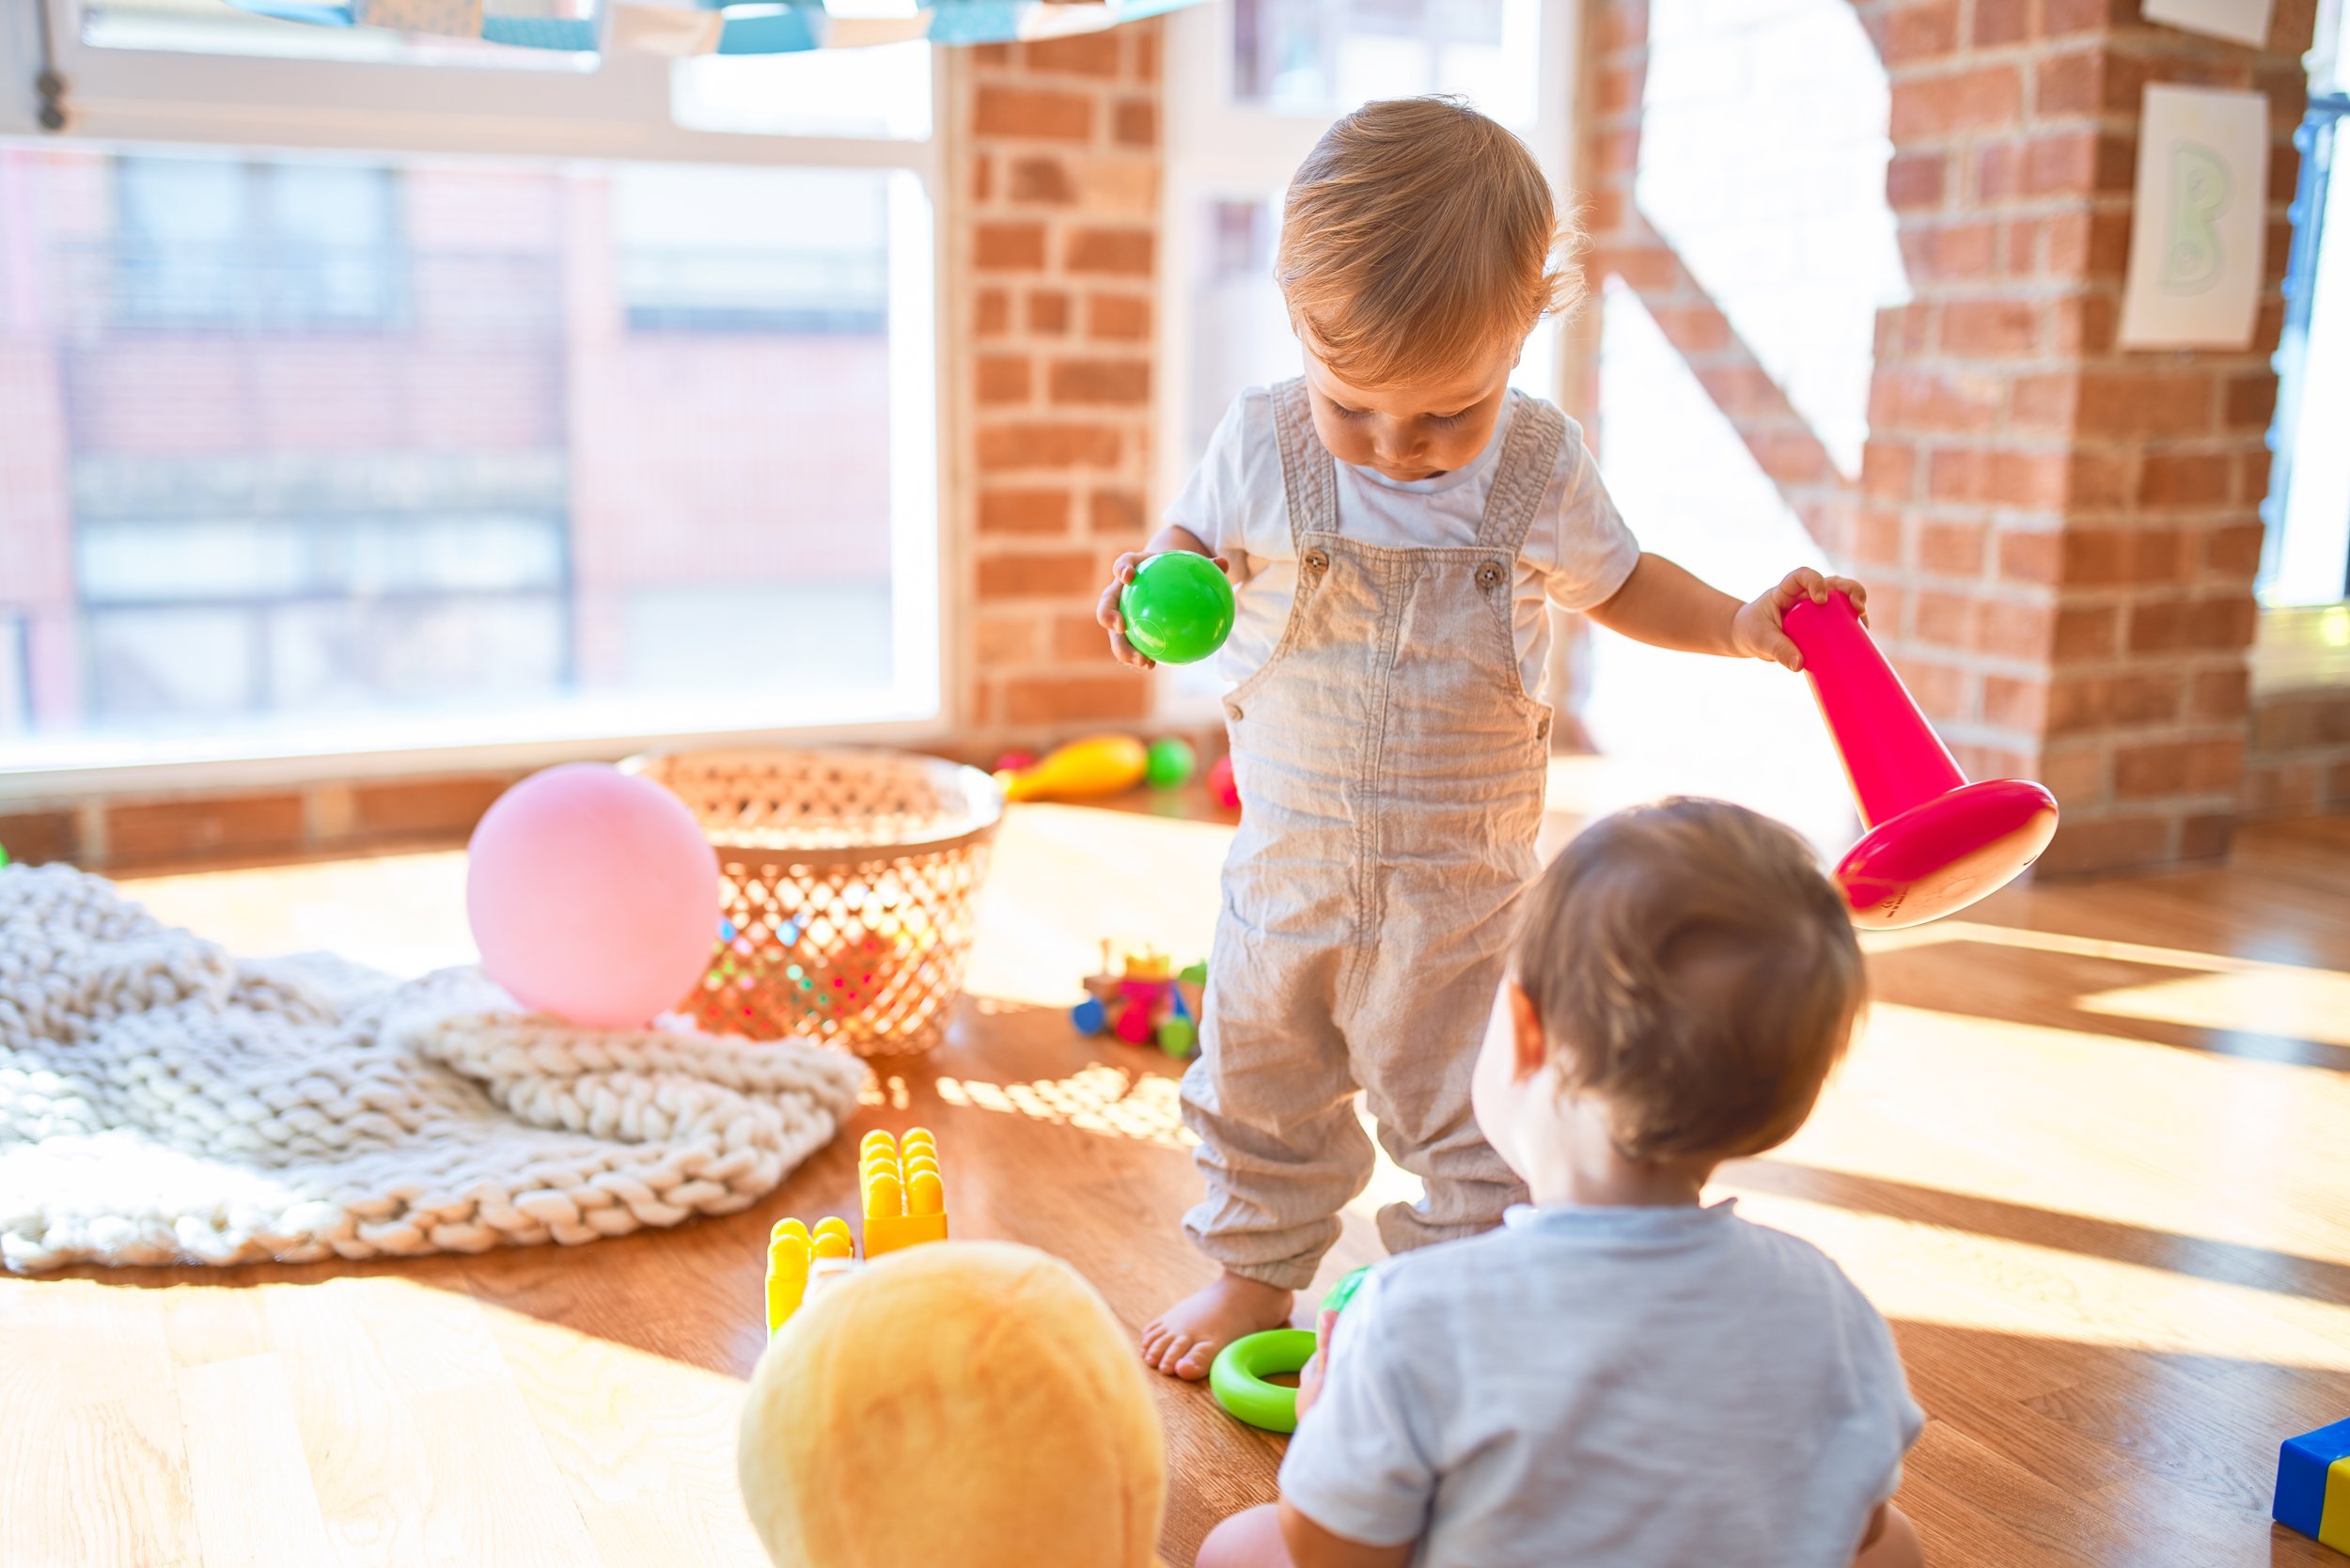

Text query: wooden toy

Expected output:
[764,1128,949,1333]
[2277,1417,2350,1553]
[1211,1265,1372,1433]
[1783,591,2059,929]
[995,734,1150,803]
[1118,551,1235,665]
[1073,944,1205,1058]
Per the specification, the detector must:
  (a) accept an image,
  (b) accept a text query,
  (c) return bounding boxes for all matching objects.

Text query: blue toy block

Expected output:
[2276,1417,2350,1553]
[1071,996,1107,1035]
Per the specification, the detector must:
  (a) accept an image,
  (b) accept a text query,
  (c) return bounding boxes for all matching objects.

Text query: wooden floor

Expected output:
[7,787,2350,1567]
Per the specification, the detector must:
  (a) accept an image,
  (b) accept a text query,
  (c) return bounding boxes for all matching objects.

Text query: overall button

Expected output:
[1223,698,1245,721]
[1304,549,1330,576]
[1476,560,1505,590]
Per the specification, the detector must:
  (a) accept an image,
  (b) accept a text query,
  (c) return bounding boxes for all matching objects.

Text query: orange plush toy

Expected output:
[737,1240,1167,1568]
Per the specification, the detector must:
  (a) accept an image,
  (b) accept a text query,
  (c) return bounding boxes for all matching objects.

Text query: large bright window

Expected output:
[0,2,940,783]
[2263,86,2349,610]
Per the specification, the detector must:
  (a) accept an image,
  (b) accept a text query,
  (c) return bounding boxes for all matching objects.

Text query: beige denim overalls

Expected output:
[1183,378,1563,1290]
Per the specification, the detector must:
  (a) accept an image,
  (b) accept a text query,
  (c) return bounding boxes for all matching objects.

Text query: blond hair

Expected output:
[1512,799,1865,1164]
[1277,96,1583,390]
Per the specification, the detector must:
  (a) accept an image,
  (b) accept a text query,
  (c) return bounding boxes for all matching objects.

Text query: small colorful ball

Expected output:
[1119,552,1236,666]
[995,750,1037,775]
[1144,737,1197,789]
[1155,1016,1197,1058]
[1072,996,1107,1036]
[1207,755,1240,812]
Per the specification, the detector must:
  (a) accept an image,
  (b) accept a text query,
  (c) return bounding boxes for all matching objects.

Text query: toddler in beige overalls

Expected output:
[1102,99,1870,1380]
[1187,379,1567,1280]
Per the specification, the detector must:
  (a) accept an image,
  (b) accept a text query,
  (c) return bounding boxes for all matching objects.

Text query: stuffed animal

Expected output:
[738,1240,1167,1568]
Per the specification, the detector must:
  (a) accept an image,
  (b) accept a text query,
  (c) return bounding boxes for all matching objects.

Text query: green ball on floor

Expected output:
[1144,737,1197,789]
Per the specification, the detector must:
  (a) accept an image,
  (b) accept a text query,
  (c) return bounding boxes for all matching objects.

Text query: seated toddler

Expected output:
[1198,798,1926,1568]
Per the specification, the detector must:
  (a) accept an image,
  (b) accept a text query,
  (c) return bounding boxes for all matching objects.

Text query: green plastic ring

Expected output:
[1210,1327,1317,1434]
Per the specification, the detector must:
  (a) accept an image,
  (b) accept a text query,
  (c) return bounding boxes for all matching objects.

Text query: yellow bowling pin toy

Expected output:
[995,735,1149,804]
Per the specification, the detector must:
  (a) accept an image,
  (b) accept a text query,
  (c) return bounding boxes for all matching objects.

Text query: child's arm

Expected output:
[1094,525,1228,669]
[1274,1502,1416,1568]
[1586,556,1869,673]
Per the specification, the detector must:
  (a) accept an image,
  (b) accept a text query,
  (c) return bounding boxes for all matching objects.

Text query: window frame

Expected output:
[0,0,955,799]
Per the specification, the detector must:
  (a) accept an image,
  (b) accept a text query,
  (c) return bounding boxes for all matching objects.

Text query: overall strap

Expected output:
[1269,377,1338,546]
[1475,393,1567,557]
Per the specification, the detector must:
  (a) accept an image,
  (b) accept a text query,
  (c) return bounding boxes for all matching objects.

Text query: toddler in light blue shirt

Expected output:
[1198,798,1926,1568]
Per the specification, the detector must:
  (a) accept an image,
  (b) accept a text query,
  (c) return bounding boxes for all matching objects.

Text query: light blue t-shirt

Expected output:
[1281,1200,1923,1568]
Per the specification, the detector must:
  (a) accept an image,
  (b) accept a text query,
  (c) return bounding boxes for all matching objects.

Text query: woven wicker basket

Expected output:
[627,747,1002,1056]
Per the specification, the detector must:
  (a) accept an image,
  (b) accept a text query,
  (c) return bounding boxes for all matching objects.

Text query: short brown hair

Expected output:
[1277,96,1583,390]
[1513,798,1865,1163]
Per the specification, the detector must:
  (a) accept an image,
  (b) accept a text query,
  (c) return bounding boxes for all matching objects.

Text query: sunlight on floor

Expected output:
[2072,968,2350,1049]
[962,804,1233,1010]
[1861,917,2350,979]
[934,1062,1196,1150]
[1716,1185,2350,1372]
[1783,998,2350,1269]
[122,850,478,980]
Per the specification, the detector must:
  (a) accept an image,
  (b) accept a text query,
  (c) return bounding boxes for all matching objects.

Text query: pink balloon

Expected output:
[465,763,720,1028]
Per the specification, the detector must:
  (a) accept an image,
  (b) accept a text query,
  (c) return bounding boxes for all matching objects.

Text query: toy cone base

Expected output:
[1836,777,2059,929]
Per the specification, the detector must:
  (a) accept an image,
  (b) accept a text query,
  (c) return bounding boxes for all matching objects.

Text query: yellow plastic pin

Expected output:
[766,1222,812,1332]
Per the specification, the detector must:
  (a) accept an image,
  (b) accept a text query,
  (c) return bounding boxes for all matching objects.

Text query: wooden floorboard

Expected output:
[5,801,2347,1565]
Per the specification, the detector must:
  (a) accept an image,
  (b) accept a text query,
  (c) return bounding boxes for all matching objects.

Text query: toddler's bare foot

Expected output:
[1141,1271,1294,1381]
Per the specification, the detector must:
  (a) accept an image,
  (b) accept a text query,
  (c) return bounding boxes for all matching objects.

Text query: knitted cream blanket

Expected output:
[0,864,868,1273]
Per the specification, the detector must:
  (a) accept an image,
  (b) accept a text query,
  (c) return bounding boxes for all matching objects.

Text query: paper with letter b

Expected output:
[2118,84,2271,350]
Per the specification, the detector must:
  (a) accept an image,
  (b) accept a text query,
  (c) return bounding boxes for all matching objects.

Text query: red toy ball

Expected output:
[1208,755,1240,812]
[995,749,1037,776]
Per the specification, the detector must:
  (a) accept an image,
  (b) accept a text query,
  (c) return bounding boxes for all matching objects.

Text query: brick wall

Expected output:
[1579,0,2322,876]
[0,773,515,874]
[953,26,1167,740]
[2248,683,2350,814]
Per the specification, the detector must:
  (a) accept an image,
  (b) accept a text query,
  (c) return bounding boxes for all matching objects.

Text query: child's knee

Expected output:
[1196,1503,1294,1568]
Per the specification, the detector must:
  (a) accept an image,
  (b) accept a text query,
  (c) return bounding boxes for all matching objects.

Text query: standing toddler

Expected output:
[1097,97,1869,1375]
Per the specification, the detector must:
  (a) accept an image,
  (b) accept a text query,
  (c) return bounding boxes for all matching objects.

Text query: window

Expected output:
[0,8,942,782]
[2262,87,2349,609]
[114,155,405,329]
[1231,0,1543,129]
[79,0,598,68]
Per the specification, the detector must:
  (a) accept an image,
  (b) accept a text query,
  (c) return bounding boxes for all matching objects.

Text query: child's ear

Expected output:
[1505,983,1548,1083]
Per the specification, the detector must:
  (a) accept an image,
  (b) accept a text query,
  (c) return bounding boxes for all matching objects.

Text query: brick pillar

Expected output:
[952,26,1164,741]
[1861,0,2316,873]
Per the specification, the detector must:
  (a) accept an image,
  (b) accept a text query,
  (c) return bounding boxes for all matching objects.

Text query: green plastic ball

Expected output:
[1119,552,1235,666]
[1156,1015,1197,1058]
[1144,736,1197,789]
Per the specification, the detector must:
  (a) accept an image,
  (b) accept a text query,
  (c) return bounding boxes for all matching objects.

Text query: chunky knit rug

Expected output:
[0,864,868,1273]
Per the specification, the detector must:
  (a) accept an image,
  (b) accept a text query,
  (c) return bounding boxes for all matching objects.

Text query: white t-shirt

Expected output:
[1282,1201,1924,1568]
[1164,387,1641,698]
